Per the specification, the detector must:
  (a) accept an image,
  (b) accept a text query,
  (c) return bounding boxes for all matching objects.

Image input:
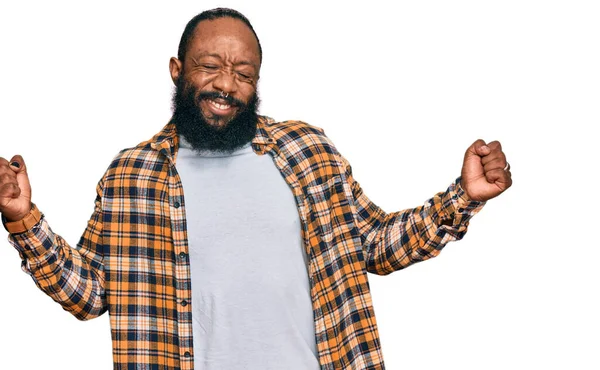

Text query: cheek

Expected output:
[186,73,215,93]
[238,85,257,104]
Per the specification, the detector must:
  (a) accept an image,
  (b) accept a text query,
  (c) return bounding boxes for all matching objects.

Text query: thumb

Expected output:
[9,154,27,172]
[462,139,487,180]
[9,154,32,198]
[465,139,490,159]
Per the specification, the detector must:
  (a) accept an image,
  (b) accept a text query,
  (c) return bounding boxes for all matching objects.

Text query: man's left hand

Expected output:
[460,139,512,202]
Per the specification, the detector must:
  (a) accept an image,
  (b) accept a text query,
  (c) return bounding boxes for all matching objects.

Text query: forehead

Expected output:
[188,17,260,65]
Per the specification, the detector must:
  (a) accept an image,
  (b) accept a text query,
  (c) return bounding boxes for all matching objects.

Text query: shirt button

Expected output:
[173,201,180,208]
[184,352,191,358]
[179,252,187,259]
[458,208,465,213]
[452,194,458,200]
[181,300,188,307]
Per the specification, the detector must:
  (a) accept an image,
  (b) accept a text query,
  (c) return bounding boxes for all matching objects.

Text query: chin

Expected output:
[208,117,232,129]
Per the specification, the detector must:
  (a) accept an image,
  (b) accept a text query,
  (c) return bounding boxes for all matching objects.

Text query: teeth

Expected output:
[209,100,231,110]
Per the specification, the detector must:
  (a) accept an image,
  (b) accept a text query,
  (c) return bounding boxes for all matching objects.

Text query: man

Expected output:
[0,7,511,370]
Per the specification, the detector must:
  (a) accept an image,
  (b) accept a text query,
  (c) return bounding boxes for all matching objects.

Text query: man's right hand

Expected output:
[0,155,32,222]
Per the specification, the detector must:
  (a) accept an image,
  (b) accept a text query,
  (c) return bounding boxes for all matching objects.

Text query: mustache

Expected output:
[197,90,246,108]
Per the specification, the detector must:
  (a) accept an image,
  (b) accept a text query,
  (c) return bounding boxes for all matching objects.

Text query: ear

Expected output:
[169,57,183,85]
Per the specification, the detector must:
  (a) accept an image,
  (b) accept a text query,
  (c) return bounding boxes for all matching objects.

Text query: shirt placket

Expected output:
[155,140,194,369]
[252,137,335,368]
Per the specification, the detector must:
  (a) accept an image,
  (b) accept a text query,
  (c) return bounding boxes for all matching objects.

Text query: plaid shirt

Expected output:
[6,116,484,369]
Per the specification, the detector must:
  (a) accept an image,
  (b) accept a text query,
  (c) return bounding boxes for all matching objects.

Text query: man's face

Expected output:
[171,72,260,153]
[170,17,261,129]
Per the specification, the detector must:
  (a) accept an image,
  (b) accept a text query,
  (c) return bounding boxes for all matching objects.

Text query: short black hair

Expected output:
[177,8,262,64]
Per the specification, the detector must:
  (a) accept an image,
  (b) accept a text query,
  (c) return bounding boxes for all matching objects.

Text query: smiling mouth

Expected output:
[201,98,238,124]
[208,99,232,110]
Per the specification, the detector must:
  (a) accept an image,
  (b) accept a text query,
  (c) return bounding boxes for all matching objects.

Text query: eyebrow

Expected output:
[193,52,257,68]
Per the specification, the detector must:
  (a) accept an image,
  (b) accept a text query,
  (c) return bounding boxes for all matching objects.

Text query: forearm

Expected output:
[362,178,485,275]
[6,205,107,320]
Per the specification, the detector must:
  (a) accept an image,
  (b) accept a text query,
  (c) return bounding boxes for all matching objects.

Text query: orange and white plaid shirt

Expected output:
[6,116,484,369]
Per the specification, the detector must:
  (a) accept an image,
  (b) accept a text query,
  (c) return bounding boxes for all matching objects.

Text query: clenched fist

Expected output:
[0,155,32,222]
[461,139,512,202]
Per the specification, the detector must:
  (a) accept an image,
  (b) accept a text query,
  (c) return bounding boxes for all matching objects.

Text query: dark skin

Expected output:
[0,17,511,222]
[461,139,512,202]
[0,156,30,221]
[169,17,261,129]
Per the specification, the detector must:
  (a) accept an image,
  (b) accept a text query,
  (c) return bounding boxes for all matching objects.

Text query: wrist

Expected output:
[456,178,472,202]
[3,209,31,223]
[2,203,41,234]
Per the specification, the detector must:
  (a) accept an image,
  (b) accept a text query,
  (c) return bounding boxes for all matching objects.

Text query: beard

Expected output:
[170,77,260,153]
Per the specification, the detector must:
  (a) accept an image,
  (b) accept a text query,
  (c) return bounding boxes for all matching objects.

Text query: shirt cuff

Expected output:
[437,177,486,230]
[2,203,42,234]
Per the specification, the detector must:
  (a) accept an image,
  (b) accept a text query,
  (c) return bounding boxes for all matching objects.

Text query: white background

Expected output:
[1,1,598,369]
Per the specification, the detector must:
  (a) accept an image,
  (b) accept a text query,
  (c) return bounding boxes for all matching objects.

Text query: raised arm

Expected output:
[344,139,511,275]
[1,155,107,320]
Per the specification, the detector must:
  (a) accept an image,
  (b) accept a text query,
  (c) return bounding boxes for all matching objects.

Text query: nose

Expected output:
[211,69,237,95]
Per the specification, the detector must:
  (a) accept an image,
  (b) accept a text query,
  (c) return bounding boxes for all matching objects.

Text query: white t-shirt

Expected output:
[175,136,319,370]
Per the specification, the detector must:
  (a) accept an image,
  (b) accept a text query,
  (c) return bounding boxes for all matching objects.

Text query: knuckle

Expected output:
[0,182,18,196]
[488,141,501,150]
[0,173,15,183]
